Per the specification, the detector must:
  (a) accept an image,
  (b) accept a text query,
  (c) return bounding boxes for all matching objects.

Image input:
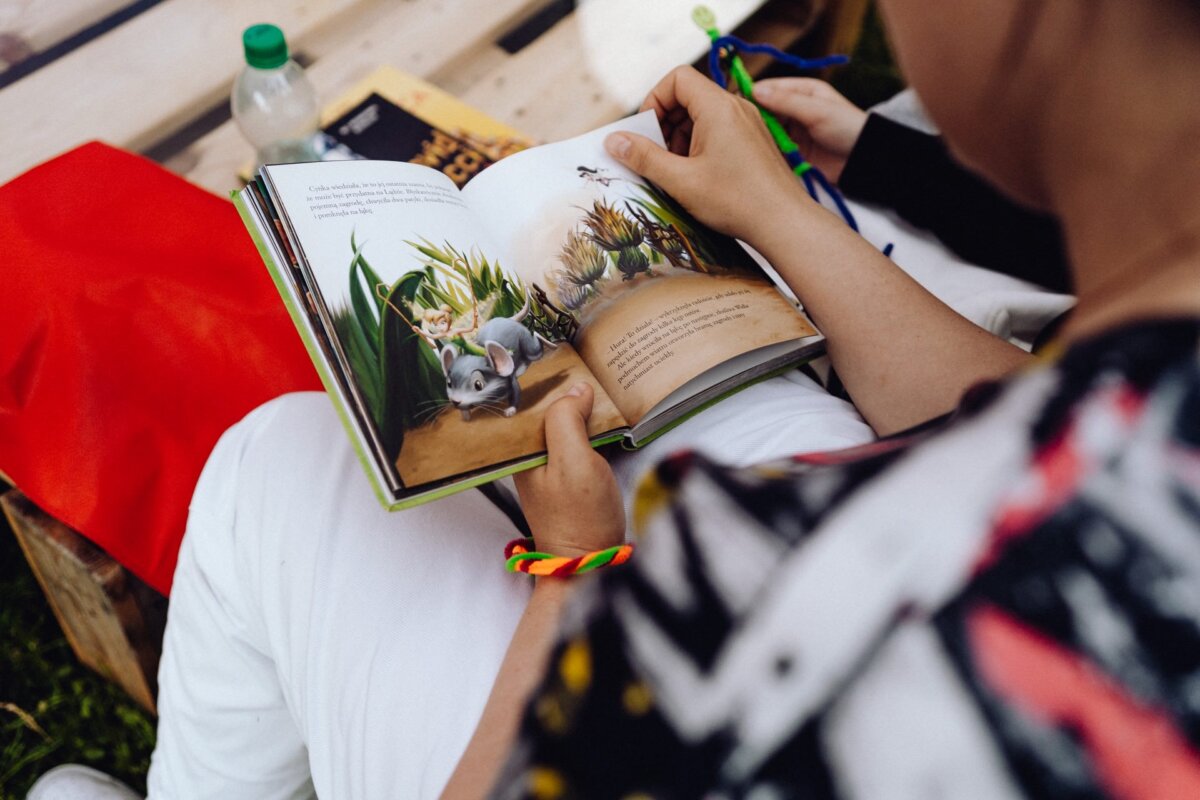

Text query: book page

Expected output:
[263,160,625,489]
[461,112,817,426]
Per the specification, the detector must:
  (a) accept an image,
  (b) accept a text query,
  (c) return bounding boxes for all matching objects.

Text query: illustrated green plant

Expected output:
[628,181,753,271]
[580,198,652,281]
[547,272,594,311]
[557,229,610,286]
[405,238,527,323]
[329,231,436,459]
[626,202,702,272]
[405,239,574,345]
[378,271,449,452]
[548,230,611,310]
[330,232,387,431]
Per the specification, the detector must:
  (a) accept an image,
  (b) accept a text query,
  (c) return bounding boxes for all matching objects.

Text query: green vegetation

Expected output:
[331,237,553,459]
[548,180,758,314]
[0,503,154,799]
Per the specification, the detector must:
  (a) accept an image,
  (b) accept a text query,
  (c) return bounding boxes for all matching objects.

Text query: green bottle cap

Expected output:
[242,24,288,69]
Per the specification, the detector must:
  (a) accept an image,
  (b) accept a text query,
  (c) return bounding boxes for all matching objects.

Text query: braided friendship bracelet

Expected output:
[504,538,634,577]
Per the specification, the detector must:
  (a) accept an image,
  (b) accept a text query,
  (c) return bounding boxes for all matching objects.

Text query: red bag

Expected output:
[0,142,321,594]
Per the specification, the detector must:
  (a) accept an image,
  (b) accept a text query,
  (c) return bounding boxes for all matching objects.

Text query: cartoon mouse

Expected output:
[439,296,549,420]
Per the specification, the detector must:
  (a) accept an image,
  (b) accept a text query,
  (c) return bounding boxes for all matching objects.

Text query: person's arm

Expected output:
[751,79,1071,293]
[440,580,572,799]
[440,382,625,799]
[604,67,1030,435]
[748,192,1029,433]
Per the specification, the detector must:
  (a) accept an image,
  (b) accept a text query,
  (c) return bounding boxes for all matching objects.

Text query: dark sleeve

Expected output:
[838,113,1072,294]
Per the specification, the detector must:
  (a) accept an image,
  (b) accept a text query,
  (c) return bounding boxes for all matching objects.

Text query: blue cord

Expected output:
[809,166,859,233]
[709,35,849,90]
[707,35,859,232]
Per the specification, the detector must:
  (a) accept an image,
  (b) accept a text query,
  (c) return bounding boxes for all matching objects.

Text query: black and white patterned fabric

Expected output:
[493,319,1200,800]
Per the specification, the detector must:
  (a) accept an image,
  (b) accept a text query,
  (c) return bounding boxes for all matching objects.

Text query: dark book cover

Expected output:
[321,92,493,188]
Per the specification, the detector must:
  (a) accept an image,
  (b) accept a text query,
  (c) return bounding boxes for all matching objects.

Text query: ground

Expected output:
[0,495,155,799]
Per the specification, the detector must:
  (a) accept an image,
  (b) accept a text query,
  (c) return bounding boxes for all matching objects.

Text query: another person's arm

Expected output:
[604,67,1030,435]
[753,78,1071,293]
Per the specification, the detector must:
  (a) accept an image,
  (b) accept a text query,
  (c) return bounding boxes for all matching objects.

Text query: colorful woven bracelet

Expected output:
[504,538,634,577]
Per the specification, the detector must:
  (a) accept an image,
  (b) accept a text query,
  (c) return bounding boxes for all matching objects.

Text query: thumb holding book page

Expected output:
[602,65,812,245]
[514,382,626,558]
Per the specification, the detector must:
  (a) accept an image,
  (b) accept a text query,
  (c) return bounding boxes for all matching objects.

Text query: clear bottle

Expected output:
[231,24,320,167]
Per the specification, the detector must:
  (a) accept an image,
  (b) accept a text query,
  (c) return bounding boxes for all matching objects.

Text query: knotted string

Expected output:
[707,35,849,91]
[705,34,861,232]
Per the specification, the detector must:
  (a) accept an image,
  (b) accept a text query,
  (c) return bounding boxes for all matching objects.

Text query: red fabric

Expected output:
[0,142,321,594]
[970,605,1200,800]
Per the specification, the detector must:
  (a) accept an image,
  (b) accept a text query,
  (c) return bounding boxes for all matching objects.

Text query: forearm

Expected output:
[441,580,571,799]
[753,194,1031,434]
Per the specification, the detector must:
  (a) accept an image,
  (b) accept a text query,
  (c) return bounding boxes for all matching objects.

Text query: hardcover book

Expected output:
[234,108,823,509]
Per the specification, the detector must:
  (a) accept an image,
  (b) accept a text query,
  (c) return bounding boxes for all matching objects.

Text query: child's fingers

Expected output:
[753,76,833,98]
[605,132,691,197]
[543,382,596,471]
[640,65,728,122]
[753,84,831,127]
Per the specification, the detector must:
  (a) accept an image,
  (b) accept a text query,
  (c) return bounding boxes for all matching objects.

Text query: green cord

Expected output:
[695,5,811,177]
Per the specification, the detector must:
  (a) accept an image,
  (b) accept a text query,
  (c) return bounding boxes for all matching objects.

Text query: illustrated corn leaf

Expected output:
[347,239,382,366]
[331,305,384,429]
[378,272,448,456]
[350,229,387,314]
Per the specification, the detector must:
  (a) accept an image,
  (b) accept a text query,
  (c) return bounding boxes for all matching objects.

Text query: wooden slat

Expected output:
[813,0,870,65]
[173,0,548,195]
[0,0,379,185]
[429,43,512,98]
[458,0,765,143]
[2,489,167,713]
[733,0,822,77]
[0,0,131,72]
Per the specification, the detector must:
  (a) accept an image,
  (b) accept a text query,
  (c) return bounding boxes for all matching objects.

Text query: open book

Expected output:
[234,111,823,509]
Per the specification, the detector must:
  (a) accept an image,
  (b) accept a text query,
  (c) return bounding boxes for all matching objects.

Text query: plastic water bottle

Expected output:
[231,24,320,166]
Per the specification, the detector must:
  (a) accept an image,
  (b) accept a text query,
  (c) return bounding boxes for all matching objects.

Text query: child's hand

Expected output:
[604,65,811,245]
[514,382,625,558]
[751,78,867,182]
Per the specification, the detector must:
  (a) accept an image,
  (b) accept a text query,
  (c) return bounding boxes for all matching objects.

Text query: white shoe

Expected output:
[26,764,142,800]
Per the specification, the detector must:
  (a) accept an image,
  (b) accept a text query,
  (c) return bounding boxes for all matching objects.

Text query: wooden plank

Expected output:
[2,489,167,714]
[814,0,870,66]
[173,0,548,195]
[0,0,131,72]
[0,0,377,185]
[457,0,765,144]
[732,0,823,77]
[429,43,512,98]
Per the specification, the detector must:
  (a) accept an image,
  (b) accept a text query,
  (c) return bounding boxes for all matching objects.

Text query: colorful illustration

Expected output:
[262,108,823,491]
[436,293,549,420]
[329,235,577,462]
[544,177,756,316]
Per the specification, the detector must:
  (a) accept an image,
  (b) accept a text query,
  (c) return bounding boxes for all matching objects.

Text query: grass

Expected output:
[0,496,155,799]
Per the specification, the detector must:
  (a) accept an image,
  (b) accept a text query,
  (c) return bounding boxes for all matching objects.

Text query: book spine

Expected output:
[232,190,396,510]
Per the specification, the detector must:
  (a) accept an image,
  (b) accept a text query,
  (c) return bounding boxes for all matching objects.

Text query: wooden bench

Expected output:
[1,0,868,713]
